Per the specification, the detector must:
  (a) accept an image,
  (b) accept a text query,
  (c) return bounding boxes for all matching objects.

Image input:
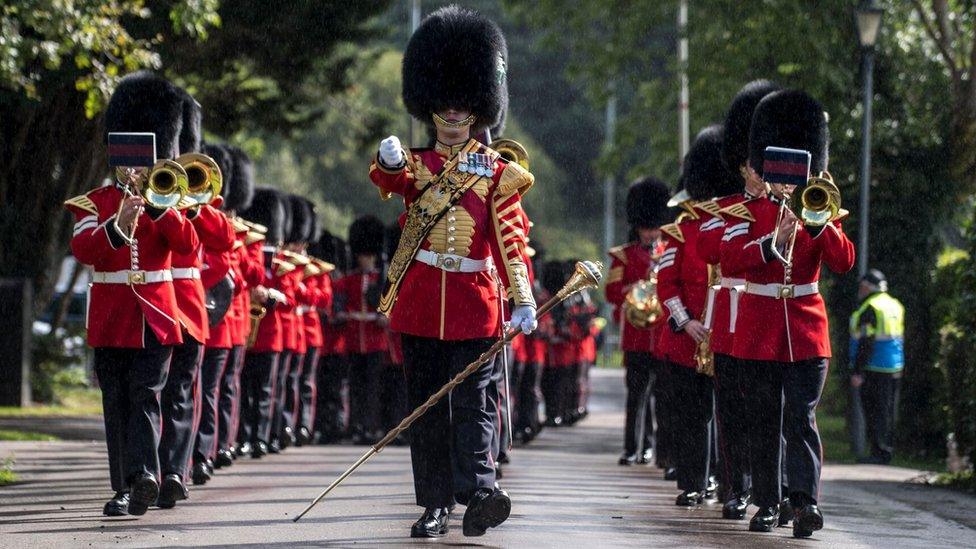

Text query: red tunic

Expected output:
[235,237,265,346]
[656,217,709,369]
[249,247,287,353]
[334,271,388,355]
[369,139,535,341]
[720,198,856,362]
[66,185,198,348]
[604,242,662,353]
[694,194,748,355]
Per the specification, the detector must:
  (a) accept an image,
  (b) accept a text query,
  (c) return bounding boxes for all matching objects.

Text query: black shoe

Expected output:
[675,491,704,506]
[296,426,311,446]
[237,442,252,457]
[462,488,511,537]
[281,427,295,449]
[663,467,677,481]
[103,491,129,516]
[722,491,751,520]
[777,498,794,526]
[191,462,212,486]
[544,416,563,427]
[618,452,637,466]
[749,506,779,532]
[251,441,268,458]
[498,452,510,465]
[229,444,240,459]
[157,473,188,509]
[792,504,823,538]
[637,448,653,465]
[268,439,281,454]
[496,465,504,479]
[215,449,234,468]
[705,475,719,500]
[126,474,159,517]
[411,507,450,538]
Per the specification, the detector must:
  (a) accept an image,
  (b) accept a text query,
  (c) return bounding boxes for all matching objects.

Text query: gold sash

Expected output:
[378,140,485,316]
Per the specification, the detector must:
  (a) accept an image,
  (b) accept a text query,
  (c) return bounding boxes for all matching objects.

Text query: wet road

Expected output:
[1,368,973,548]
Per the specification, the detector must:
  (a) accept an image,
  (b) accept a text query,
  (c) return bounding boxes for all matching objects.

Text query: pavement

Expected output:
[1,368,974,548]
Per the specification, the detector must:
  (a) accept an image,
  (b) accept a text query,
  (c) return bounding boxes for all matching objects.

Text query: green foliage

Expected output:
[933,470,976,493]
[0,457,15,486]
[0,429,58,441]
[30,330,89,405]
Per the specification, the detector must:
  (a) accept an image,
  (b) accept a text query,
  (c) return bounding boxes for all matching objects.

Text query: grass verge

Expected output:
[0,387,101,417]
[931,470,976,493]
[0,457,16,486]
[819,412,943,471]
[0,430,60,442]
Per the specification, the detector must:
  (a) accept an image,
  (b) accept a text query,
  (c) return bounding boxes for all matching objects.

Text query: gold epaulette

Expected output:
[719,202,756,222]
[231,217,249,234]
[661,223,685,243]
[232,240,245,251]
[273,258,296,276]
[281,250,311,266]
[496,159,535,196]
[608,245,629,265]
[240,219,268,234]
[304,263,322,277]
[63,194,98,215]
[245,231,265,245]
[694,200,722,217]
[312,258,336,273]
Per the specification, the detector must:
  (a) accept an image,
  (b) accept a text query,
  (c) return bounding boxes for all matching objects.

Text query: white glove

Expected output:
[509,305,538,335]
[378,135,404,168]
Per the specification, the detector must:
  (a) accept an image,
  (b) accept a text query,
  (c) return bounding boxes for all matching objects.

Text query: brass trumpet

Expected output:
[799,171,842,227]
[623,275,662,329]
[142,159,189,209]
[246,302,267,348]
[176,153,223,208]
[490,138,529,170]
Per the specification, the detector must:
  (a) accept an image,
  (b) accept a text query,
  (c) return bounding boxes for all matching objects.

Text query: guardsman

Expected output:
[695,79,780,519]
[656,126,727,507]
[368,6,536,538]
[849,269,904,465]
[380,222,408,440]
[267,197,301,452]
[333,215,389,445]
[540,261,574,428]
[65,72,199,517]
[513,243,546,443]
[313,231,350,444]
[605,177,671,466]
[238,187,289,458]
[720,89,855,537]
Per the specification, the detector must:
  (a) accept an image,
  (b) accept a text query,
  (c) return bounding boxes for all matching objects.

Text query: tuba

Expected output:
[176,153,223,208]
[490,138,529,170]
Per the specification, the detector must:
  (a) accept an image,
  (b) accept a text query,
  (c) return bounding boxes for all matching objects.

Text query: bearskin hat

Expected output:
[749,89,830,177]
[402,5,508,132]
[306,199,321,245]
[179,90,202,154]
[285,194,314,244]
[309,229,350,272]
[626,176,672,229]
[682,125,739,200]
[224,146,255,213]
[202,143,234,208]
[722,80,781,180]
[348,215,386,257]
[240,187,286,245]
[105,71,186,160]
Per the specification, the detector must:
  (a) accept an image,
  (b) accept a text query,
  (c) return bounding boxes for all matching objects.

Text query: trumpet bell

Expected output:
[489,138,529,170]
[145,159,189,209]
[800,172,841,227]
[176,153,223,207]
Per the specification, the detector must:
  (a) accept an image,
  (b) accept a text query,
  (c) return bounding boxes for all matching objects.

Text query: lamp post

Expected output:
[856,0,883,277]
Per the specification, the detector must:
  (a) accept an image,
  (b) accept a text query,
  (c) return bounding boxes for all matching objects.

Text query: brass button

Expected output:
[448,217,457,223]
[448,236,456,243]
[449,207,457,213]
[448,227,456,233]
[447,247,456,254]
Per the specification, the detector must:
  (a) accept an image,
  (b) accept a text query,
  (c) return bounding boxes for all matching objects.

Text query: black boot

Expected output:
[749,506,779,532]
[618,452,637,466]
[237,442,252,457]
[103,490,129,516]
[675,491,704,506]
[777,498,794,526]
[637,448,654,465]
[704,475,719,500]
[410,507,450,538]
[793,504,824,538]
[251,441,268,458]
[215,449,234,468]
[663,467,677,481]
[126,473,159,517]
[722,491,751,520]
[462,487,512,536]
[191,461,212,485]
[157,473,189,509]
[296,426,311,446]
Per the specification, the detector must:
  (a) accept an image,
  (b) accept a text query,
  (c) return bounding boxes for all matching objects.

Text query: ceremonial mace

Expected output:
[293,260,604,522]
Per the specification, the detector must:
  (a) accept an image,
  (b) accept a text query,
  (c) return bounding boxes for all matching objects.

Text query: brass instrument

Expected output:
[769,189,798,266]
[142,159,189,209]
[800,171,844,226]
[624,275,662,328]
[246,302,267,348]
[694,264,721,376]
[490,138,529,170]
[175,153,223,208]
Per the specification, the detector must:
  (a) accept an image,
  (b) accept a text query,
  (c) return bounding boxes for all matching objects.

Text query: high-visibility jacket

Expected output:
[849,291,905,373]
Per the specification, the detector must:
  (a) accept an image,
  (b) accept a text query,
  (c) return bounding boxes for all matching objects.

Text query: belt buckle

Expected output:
[128,270,147,285]
[437,255,460,272]
[778,284,794,299]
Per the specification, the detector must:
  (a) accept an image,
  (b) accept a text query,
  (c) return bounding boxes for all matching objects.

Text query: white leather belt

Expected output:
[92,269,173,285]
[347,311,380,322]
[415,250,494,273]
[720,277,746,289]
[745,281,819,299]
[172,267,201,280]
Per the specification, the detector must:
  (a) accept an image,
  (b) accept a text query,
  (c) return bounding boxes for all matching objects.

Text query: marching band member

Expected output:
[720,89,855,537]
[313,231,351,444]
[512,244,547,443]
[65,72,199,517]
[368,6,536,537]
[605,177,670,466]
[540,261,574,428]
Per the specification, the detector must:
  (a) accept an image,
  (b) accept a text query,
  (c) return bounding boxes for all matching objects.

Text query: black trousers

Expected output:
[623,352,658,455]
[94,328,172,491]
[159,337,203,478]
[402,335,496,508]
[513,360,543,435]
[240,351,279,445]
[541,365,575,422]
[713,353,751,497]
[486,346,508,459]
[654,359,676,468]
[348,352,384,435]
[741,357,827,507]
[670,362,713,492]
[861,371,900,462]
[217,345,244,451]
[194,347,230,463]
[282,351,304,434]
[315,353,348,440]
[271,350,295,440]
[297,348,322,433]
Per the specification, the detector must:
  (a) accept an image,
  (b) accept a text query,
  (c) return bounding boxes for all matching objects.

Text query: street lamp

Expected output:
[856,0,883,277]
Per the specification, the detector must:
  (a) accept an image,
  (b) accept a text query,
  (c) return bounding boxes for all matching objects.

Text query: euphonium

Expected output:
[176,153,223,208]
[246,302,267,348]
[623,274,662,329]
[142,159,189,209]
[800,171,842,227]
[490,138,529,170]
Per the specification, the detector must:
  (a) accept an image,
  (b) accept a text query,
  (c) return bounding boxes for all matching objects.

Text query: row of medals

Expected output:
[457,152,498,178]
